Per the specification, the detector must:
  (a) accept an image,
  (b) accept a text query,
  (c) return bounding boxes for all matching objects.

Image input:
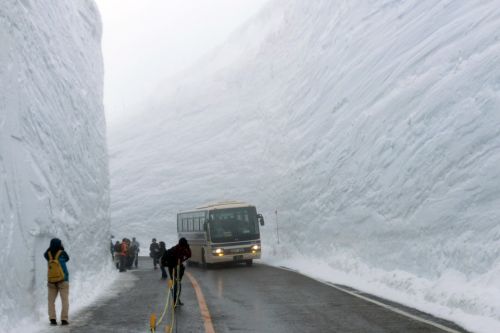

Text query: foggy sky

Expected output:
[95,0,269,124]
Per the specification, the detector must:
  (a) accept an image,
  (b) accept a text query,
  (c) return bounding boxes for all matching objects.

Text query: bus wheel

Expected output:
[245,259,253,266]
[201,249,207,269]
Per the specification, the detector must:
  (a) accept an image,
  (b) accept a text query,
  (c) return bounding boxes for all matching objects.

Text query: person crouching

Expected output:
[166,238,191,306]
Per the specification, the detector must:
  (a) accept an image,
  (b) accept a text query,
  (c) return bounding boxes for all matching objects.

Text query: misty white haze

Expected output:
[96,0,270,124]
[1,0,500,333]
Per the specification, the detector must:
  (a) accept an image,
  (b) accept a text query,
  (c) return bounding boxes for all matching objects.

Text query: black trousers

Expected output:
[119,255,127,272]
[168,264,185,302]
[160,265,168,279]
[152,256,159,268]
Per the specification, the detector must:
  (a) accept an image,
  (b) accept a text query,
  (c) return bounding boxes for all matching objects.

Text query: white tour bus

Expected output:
[177,201,265,267]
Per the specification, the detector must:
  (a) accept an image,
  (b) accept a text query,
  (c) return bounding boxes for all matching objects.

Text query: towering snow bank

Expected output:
[0,0,109,330]
[109,0,500,331]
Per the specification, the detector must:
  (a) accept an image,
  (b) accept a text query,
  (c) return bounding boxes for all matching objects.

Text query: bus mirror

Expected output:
[257,214,265,226]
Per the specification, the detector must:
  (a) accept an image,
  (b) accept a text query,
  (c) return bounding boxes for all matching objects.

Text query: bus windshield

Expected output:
[209,207,259,243]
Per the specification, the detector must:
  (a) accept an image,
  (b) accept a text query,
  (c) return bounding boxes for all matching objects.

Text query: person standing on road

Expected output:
[149,238,160,269]
[130,237,140,268]
[44,238,70,326]
[110,236,114,260]
[166,237,191,306]
[126,238,135,269]
[119,238,129,272]
[113,241,121,269]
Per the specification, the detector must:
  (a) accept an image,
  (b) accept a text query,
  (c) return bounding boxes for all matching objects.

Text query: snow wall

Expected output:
[109,1,500,332]
[0,1,110,331]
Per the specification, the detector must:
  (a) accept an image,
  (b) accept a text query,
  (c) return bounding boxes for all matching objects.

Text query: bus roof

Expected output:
[196,201,255,210]
[177,201,256,215]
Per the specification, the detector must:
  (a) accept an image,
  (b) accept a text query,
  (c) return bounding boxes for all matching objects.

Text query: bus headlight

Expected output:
[251,245,260,251]
[213,248,224,256]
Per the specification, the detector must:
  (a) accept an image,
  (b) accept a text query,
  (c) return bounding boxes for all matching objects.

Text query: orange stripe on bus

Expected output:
[186,272,216,333]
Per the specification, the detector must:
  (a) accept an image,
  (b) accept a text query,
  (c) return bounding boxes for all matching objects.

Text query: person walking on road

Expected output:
[158,241,168,279]
[44,238,70,326]
[149,238,160,269]
[165,237,191,306]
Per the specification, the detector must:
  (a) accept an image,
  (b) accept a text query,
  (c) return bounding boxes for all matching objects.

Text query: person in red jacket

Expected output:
[119,238,129,272]
[164,238,191,306]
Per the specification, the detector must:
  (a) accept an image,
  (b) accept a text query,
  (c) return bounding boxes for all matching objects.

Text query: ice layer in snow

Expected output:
[0,1,110,331]
[109,1,500,332]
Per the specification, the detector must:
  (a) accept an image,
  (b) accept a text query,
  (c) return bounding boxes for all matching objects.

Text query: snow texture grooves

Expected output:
[0,1,110,332]
[109,1,500,332]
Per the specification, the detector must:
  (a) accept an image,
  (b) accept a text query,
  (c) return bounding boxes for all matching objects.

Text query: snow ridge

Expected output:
[109,1,500,332]
[0,1,110,331]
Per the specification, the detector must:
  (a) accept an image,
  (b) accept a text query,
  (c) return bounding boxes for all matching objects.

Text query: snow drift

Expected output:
[109,0,500,332]
[0,1,109,331]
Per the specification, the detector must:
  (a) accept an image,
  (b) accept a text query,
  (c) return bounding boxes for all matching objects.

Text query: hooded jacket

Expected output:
[44,238,70,282]
[165,243,191,268]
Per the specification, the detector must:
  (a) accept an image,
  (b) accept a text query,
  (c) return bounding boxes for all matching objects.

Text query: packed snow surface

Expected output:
[109,0,500,332]
[0,1,111,331]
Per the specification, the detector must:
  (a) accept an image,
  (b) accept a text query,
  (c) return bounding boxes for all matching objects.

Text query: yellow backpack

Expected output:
[47,250,65,283]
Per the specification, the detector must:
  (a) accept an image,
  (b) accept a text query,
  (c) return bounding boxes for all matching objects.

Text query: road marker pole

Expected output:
[275,209,280,244]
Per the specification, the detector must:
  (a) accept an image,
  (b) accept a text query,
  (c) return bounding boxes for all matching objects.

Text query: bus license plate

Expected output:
[233,255,243,261]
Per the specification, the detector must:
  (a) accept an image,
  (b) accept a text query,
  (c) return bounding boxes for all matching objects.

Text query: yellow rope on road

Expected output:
[166,262,181,333]
[157,279,173,326]
[149,277,174,333]
[149,313,157,332]
[149,260,183,333]
[150,261,182,333]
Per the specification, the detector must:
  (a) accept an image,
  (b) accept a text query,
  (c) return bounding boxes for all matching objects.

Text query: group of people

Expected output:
[149,237,191,305]
[111,237,140,272]
[42,236,191,327]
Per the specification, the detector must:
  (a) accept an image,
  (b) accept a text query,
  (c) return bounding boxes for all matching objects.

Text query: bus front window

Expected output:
[209,208,259,243]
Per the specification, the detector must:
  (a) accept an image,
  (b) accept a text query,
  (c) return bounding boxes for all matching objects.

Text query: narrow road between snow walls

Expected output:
[38,259,469,333]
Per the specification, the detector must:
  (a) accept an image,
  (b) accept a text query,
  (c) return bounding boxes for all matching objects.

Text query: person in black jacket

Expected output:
[165,238,191,306]
[149,238,160,269]
[158,241,168,279]
[43,238,70,326]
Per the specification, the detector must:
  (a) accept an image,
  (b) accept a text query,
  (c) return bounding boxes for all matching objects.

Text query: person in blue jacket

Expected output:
[43,238,70,326]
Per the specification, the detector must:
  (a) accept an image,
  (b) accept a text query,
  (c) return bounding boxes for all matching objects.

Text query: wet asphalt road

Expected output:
[40,259,469,333]
[191,264,468,333]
